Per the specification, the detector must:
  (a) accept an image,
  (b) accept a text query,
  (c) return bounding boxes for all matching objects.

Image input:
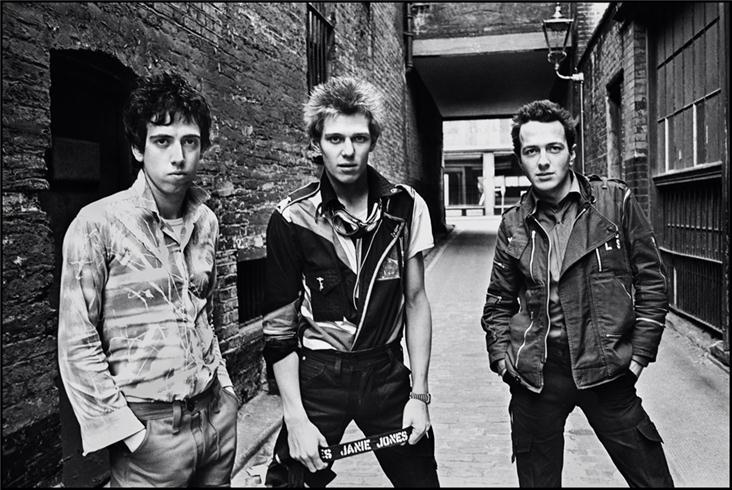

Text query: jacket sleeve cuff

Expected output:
[631,354,651,367]
[216,365,234,390]
[80,406,145,456]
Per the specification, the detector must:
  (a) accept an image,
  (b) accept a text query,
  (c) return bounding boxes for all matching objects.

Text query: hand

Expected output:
[629,359,644,379]
[285,417,329,473]
[402,398,431,445]
[124,428,146,453]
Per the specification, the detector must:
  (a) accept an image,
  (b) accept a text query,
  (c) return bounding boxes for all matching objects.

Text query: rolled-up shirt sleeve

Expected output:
[262,209,304,366]
[57,212,144,455]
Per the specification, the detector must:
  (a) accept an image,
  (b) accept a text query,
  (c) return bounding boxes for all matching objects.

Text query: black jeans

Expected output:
[266,343,439,488]
[507,341,674,488]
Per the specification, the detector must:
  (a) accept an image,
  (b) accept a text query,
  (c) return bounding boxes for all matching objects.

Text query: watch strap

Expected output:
[409,392,431,404]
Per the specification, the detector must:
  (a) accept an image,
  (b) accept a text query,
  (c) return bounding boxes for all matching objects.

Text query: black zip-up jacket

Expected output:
[481,172,668,392]
[262,167,419,366]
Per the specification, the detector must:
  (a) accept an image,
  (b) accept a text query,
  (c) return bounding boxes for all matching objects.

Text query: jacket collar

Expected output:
[520,171,594,217]
[130,169,209,222]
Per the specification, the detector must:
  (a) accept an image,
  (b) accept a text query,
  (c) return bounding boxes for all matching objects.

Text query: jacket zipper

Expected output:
[595,249,603,271]
[353,222,381,308]
[529,230,537,282]
[515,319,534,368]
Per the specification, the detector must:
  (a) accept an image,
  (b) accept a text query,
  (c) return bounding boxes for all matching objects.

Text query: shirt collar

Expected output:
[530,170,582,209]
[130,169,209,221]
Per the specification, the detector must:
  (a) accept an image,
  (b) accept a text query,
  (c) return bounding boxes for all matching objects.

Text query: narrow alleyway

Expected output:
[234,216,729,487]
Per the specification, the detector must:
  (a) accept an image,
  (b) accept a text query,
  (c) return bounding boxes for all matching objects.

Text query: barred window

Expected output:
[306,2,334,92]
[649,3,726,334]
[653,3,723,173]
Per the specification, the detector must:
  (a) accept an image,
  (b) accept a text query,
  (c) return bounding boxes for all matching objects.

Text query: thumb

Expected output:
[317,432,328,447]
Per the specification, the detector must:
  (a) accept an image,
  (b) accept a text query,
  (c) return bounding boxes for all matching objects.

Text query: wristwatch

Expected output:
[409,392,431,405]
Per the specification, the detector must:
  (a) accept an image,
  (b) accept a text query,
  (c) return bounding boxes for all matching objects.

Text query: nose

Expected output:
[341,137,355,157]
[170,141,185,165]
[537,149,550,170]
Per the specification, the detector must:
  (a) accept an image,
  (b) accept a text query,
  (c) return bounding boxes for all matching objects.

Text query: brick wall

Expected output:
[413,2,567,39]
[1,2,440,486]
[577,6,651,214]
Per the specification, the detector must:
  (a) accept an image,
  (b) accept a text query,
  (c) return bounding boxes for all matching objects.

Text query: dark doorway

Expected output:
[38,49,136,487]
[607,72,623,179]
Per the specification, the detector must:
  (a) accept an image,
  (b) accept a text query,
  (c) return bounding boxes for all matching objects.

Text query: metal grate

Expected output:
[661,250,722,333]
[306,2,334,92]
[658,181,723,333]
[237,257,266,324]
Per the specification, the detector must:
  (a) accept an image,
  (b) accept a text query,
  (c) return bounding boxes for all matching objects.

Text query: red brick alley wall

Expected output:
[577,4,652,213]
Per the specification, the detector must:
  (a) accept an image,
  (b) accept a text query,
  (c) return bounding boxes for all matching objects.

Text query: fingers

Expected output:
[403,399,431,445]
[287,422,329,472]
[408,424,428,445]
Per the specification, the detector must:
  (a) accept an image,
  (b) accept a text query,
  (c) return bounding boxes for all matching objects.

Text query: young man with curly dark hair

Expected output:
[58,72,238,487]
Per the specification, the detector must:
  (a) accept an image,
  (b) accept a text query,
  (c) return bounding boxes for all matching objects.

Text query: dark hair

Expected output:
[123,72,212,154]
[303,76,384,146]
[510,99,576,156]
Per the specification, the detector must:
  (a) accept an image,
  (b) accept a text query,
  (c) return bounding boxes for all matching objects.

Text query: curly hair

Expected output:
[123,72,212,154]
[303,76,385,146]
[511,99,576,156]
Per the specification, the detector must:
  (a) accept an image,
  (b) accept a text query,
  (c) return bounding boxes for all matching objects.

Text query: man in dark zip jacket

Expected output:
[481,100,673,487]
[263,76,439,487]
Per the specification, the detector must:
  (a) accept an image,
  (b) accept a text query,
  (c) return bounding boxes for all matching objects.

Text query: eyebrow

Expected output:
[323,131,371,137]
[147,133,201,139]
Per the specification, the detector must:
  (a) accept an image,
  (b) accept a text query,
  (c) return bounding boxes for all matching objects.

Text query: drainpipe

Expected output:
[404,3,414,71]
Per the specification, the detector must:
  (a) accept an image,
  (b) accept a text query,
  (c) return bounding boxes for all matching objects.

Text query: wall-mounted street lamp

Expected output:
[542,3,585,173]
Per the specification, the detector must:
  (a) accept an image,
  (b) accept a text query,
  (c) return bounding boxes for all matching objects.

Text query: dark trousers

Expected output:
[266,343,439,487]
[507,342,674,488]
[110,378,239,487]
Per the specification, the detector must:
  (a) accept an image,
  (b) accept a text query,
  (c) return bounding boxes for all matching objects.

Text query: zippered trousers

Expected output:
[266,343,439,487]
[507,341,674,487]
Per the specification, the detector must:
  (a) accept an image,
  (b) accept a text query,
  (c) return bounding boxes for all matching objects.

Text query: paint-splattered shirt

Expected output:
[57,170,232,455]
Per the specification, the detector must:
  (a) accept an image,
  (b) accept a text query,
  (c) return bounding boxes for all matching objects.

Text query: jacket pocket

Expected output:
[589,272,634,338]
[588,272,635,370]
[305,269,347,321]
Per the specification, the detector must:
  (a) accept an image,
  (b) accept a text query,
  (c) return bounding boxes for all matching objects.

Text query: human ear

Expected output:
[131,145,144,163]
[569,144,577,166]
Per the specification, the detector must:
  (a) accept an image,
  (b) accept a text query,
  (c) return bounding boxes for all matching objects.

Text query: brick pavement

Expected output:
[331,217,625,487]
[234,216,729,487]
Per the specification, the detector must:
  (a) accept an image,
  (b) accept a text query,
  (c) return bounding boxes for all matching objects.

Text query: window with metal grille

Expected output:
[306,2,334,92]
[649,3,726,335]
[237,257,266,324]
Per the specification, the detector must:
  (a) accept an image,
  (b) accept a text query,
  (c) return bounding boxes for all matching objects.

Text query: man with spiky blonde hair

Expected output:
[262,76,440,487]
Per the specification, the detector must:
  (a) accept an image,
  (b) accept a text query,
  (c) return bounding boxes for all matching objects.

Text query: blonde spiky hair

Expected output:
[303,76,385,145]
